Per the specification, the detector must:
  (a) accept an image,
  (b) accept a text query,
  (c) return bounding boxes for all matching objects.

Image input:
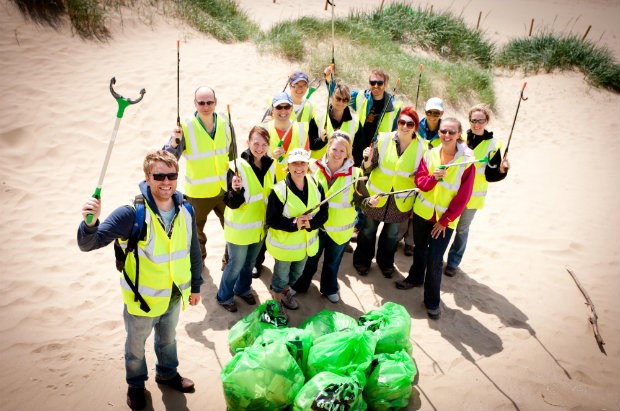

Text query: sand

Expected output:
[0,0,619,410]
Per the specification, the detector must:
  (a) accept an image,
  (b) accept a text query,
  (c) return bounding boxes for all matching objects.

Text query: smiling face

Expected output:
[248,131,270,159]
[397,114,417,137]
[194,87,216,117]
[273,103,293,123]
[288,161,309,181]
[327,140,348,168]
[469,109,488,136]
[438,119,462,150]
[368,74,386,100]
[146,161,178,203]
[289,81,308,103]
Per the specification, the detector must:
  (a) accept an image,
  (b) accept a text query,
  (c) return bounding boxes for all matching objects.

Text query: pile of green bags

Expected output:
[221,301,418,410]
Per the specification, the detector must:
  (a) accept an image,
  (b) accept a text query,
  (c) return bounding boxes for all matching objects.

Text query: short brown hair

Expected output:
[143,150,179,175]
[248,125,270,145]
[369,68,389,83]
[468,104,492,123]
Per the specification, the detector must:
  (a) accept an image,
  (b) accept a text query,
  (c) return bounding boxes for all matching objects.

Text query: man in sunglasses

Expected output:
[349,68,402,167]
[78,150,203,410]
[164,86,233,271]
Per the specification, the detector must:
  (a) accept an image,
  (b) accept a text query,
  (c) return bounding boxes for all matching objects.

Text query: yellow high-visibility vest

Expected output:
[181,113,230,198]
[467,137,502,209]
[266,176,321,261]
[224,158,276,245]
[266,120,309,181]
[311,110,360,160]
[366,132,427,212]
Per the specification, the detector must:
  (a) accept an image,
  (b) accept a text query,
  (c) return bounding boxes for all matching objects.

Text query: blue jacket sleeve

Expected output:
[77,205,135,251]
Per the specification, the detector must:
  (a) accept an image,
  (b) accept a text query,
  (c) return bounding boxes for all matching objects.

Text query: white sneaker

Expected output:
[281,288,299,310]
[326,293,340,304]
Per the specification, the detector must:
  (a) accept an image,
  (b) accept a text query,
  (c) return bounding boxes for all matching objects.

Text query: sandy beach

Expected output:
[0,0,619,410]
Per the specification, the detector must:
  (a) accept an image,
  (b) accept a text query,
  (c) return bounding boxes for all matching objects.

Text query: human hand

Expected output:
[432,168,447,180]
[273,146,285,161]
[368,195,380,208]
[295,215,312,230]
[430,222,446,239]
[231,175,242,191]
[188,292,201,306]
[82,198,101,227]
[320,129,328,142]
[362,146,373,163]
[500,155,510,173]
[172,126,182,148]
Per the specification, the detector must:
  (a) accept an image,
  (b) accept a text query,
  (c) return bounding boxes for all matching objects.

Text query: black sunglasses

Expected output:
[151,173,179,181]
[439,129,458,136]
[274,105,292,110]
[333,95,350,103]
[196,100,215,106]
[398,119,416,128]
[369,80,385,86]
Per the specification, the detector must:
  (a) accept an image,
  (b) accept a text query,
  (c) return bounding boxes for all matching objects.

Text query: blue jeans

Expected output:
[293,231,347,296]
[406,214,454,310]
[353,217,401,270]
[124,292,181,387]
[271,257,308,293]
[447,208,477,268]
[216,241,263,305]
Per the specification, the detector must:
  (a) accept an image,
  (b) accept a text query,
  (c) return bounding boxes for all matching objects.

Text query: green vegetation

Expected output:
[173,0,259,43]
[496,34,620,92]
[9,0,620,101]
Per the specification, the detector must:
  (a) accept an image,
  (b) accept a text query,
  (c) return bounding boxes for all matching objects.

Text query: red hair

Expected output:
[399,106,420,130]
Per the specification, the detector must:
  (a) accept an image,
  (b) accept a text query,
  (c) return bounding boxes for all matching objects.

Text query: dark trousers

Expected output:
[187,194,228,262]
[293,231,347,296]
[353,217,401,270]
[406,213,454,310]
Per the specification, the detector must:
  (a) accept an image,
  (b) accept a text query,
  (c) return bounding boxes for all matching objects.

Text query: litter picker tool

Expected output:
[227,104,239,176]
[364,78,400,161]
[175,40,181,144]
[504,82,528,160]
[303,175,368,215]
[86,77,146,224]
[376,187,419,197]
[329,0,336,69]
[414,64,423,110]
[438,155,489,170]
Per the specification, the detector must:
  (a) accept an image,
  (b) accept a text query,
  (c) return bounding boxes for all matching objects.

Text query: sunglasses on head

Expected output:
[439,129,458,136]
[398,119,416,128]
[470,118,487,124]
[425,110,442,117]
[274,104,292,110]
[151,172,179,181]
[196,100,215,106]
[333,95,350,103]
[369,80,385,86]
[330,131,351,141]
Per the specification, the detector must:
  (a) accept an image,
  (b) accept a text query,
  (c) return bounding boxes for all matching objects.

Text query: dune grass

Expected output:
[495,34,620,92]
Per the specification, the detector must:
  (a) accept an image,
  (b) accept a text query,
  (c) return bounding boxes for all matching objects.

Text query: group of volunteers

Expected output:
[76,66,510,410]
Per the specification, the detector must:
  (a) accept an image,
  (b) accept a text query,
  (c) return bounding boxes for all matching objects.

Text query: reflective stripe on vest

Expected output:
[316,166,361,244]
[467,137,502,209]
[266,177,320,261]
[267,121,308,181]
[413,144,472,229]
[120,202,193,317]
[181,113,230,198]
[223,158,275,245]
[367,132,425,211]
[311,110,359,160]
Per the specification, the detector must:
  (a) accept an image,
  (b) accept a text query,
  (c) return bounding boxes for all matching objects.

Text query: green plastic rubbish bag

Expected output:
[254,327,313,376]
[299,309,358,339]
[363,350,417,410]
[306,326,377,384]
[358,302,412,354]
[293,371,367,411]
[228,300,288,353]
[221,341,305,411]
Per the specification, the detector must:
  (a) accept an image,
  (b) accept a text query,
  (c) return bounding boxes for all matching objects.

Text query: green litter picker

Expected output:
[86,77,145,224]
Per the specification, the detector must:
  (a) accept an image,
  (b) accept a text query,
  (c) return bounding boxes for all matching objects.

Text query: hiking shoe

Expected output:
[354,264,369,276]
[380,266,395,278]
[218,301,238,312]
[281,288,299,310]
[155,373,195,393]
[404,244,414,256]
[251,266,261,278]
[427,307,441,320]
[127,386,146,410]
[326,293,340,304]
[344,243,354,253]
[395,279,422,290]
[444,266,457,277]
[236,292,256,305]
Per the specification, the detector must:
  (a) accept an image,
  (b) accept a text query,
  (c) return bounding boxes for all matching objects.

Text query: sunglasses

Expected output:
[151,172,179,181]
[330,131,351,141]
[470,118,487,124]
[439,129,458,136]
[196,100,215,106]
[369,80,385,86]
[425,110,442,117]
[333,95,350,103]
[274,105,292,110]
[398,119,416,128]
